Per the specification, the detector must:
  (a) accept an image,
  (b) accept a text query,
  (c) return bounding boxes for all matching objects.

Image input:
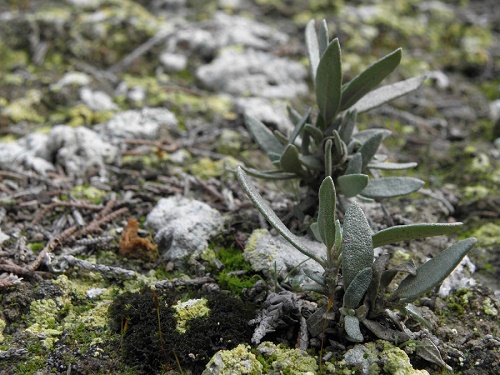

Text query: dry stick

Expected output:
[107,27,171,75]
[78,207,128,236]
[33,201,102,225]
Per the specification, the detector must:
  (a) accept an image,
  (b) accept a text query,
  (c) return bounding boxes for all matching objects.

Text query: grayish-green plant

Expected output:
[242,19,427,204]
[237,167,477,346]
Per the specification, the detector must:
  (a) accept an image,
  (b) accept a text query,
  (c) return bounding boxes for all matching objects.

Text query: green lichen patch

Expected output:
[173,298,210,333]
[203,344,263,374]
[70,185,107,205]
[257,341,319,374]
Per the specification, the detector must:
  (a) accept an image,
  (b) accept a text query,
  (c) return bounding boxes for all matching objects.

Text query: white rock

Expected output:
[98,107,178,141]
[196,49,308,99]
[80,87,118,111]
[159,52,187,73]
[146,196,226,261]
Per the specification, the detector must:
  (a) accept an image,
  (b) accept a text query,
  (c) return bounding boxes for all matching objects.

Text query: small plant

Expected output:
[237,167,476,347]
[242,19,427,208]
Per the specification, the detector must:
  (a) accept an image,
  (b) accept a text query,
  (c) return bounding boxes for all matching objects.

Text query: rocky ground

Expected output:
[0,0,499,374]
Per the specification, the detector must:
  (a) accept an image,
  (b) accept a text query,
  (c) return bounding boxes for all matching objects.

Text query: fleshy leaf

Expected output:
[343,267,372,309]
[244,114,284,157]
[289,107,312,145]
[318,176,336,252]
[337,174,369,198]
[305,19,320,83]
[352,128,391,144]
[318,19,329,57]
[357,131,385,169]
[373,222,463,248]
[361,177,424,198]
[239,165,297,180]
[403,304,431,329]
[392,238,477,302]
[237,167,326,267]
[315,38,342,125]
[352,75,427,113]
[345,153,363,175]
[338,110,357,143]
[344,315,363,342]
[367,161,418,170]
[341,202,373,290]
[300,155,323,171]
[304,268,327,287]
[340,48,402,111]
[280,144,303,174]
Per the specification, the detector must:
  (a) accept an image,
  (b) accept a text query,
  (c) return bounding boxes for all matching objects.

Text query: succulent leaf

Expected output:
[338,110,357,143]
[280,144,304,174]
[361,177,424,198]
[373,222,463,248]
[357,131,385,169]
[344,315,363,342]
[239,165,297,180]
[315,38,342,125]
[392,238,477,302]
[345,153,363,175]
[367,161,418,170]
[341,202,373,290]
[340,48,402,111]
[352,75,427,113]
[343,267,372,309]
[244,114,284,157]
[237,167,326,267]
[318,176,336,252]
[336,174,369,198]
[318,19,329,57]
[305,19,320,84]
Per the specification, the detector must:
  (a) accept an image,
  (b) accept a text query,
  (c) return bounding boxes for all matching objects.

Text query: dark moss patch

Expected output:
[109,286,256,374]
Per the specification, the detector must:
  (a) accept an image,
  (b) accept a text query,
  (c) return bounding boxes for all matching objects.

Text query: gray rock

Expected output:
[50,71,91,90]
[146,196,226,261]
[234,97,294,135]
[0,139,54,176]
[97,107,178,141]
[159,52,187,73]
[79,87,118,111]
[438,255,476,298]
[196,49,308,99]
[47,125,118,180]
[244,229,325,286]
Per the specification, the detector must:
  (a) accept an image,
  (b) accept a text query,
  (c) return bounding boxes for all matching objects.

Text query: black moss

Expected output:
[109,287,256,374]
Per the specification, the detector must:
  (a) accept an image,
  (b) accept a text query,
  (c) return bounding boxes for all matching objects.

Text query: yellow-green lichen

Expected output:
[203,344,262,375]
[482,298,499,317]
[469,222,500,247]
[25,299,63,349]
[0,318,6,343]
[173,298,210,334]
[188,156,239,180]
[71,185,107,205]
[258,341,318,374]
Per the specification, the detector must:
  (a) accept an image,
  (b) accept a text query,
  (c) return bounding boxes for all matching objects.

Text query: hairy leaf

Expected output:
[316,38,342,125]
[367,161,418,170]
[357,131,385,169]
[343,267,372,309]
[304,268,327,287]
[318,176,336,252]
[280,144,303,174]
[244,114,284,157]
[300,155,323,171]
[392,238,477,302]
[318,19,329,57]
[305,19,320,83]
[345,153,363,175]
[352,75,426,113]
[239,165,297,180]
[373,222,463,248]
[237,167,326,267]
[361,177,424,198]
[341,48,402,111]
[337,174,369,198]
[342,202,373,290]
[339,110,357,143]
[289,107,312,145]
[324,139,333,177]
[344,315,363,342]
[352,128,391,144]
